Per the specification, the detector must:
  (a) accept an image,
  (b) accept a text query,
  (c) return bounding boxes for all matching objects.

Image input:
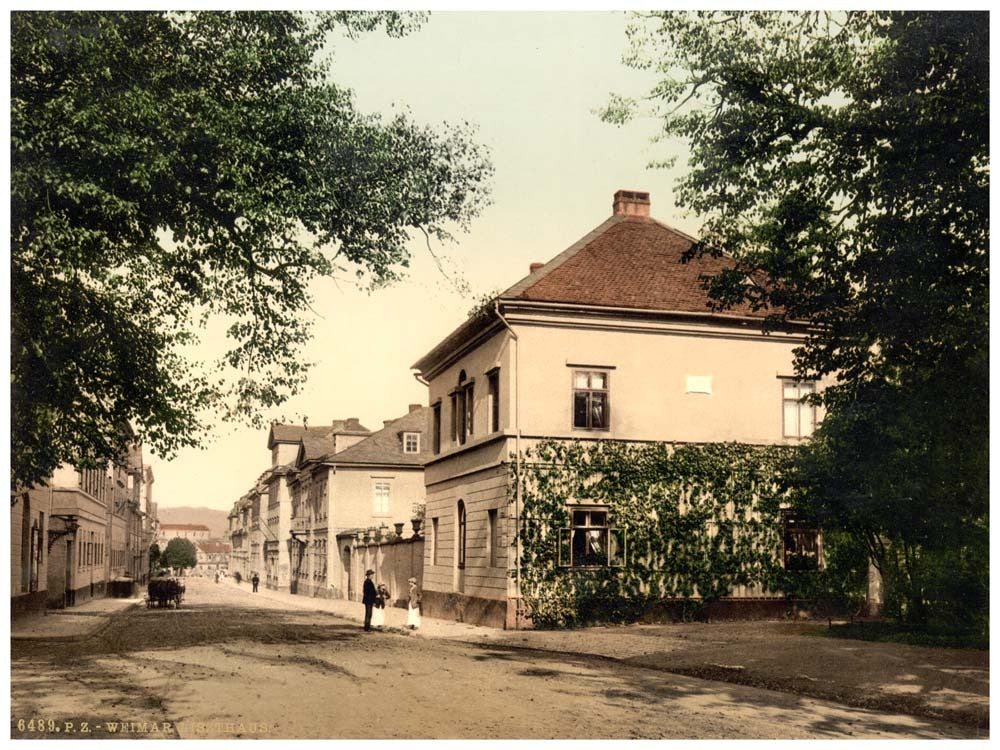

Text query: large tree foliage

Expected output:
[12,11,492,489]
[608,12,987,626]
[160,537,198,572]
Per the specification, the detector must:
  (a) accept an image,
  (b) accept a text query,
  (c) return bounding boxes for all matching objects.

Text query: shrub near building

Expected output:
[516,440,868,628]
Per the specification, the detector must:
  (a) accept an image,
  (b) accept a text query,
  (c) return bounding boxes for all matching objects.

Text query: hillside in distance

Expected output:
[156,506,230,539]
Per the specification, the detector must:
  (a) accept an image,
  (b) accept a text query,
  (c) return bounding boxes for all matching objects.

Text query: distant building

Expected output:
[195,540,231,576]
[157,523,212,544]
[288,405,430,599]
[227,419,373,587]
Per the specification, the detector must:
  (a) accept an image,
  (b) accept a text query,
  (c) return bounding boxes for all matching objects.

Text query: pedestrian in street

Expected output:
[372,582,390,631]
[251,572,259,593]
[407,577,421,630]
[362,570,377,632]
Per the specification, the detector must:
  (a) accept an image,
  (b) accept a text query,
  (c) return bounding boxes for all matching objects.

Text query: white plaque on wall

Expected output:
[685,375,713,394]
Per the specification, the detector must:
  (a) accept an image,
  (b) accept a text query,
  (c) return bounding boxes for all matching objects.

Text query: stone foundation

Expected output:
[421,590,507,629]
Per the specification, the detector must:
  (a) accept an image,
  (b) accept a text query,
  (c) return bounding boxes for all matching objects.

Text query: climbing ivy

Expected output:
[514,440,817,628]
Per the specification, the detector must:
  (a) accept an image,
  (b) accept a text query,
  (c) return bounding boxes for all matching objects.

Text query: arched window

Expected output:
[457,500,467,569]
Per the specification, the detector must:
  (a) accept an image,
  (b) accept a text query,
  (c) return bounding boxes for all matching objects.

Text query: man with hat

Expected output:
[362,569,377,632]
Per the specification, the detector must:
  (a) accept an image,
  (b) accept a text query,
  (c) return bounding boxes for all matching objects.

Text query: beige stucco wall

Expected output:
[324,465,426,597]
[426,327,513,453]
[512,317,817,445]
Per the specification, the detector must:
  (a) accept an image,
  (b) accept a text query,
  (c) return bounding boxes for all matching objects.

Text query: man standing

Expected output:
[251,572,260,593]
[362,569,377,632]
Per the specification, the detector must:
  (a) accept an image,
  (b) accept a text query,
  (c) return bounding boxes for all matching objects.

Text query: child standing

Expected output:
[406,577,421,630]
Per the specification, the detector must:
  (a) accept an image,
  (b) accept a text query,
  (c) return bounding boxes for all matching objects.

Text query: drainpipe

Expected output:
[494,299,521,628]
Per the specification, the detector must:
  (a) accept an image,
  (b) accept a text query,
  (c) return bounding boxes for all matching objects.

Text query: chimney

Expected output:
[529,262,544,274]
[345,417,361,430]
[613,189,650,217]
[383,420,394,428]
[408,403,422,413]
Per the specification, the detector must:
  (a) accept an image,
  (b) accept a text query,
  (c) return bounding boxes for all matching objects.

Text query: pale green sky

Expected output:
[151,11,697,512]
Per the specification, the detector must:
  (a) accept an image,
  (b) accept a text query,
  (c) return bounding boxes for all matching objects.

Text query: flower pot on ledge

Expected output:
[410,518,422,537]
[394,522,405,538]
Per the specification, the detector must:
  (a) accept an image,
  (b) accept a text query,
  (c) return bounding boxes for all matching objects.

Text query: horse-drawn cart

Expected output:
[146,577,185,608]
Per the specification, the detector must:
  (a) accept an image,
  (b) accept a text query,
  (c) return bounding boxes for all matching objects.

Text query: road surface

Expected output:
[10,579,977,739]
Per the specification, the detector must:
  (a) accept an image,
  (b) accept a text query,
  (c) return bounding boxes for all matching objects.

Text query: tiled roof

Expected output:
[267,421,371,449]
[161,523,211,531]
[503,214,765,316]
[324,407,431,467]
[197,541,231,554]
[413,205,780,375]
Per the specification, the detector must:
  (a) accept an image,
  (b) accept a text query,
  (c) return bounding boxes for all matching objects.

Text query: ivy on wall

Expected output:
[513,439,809,628]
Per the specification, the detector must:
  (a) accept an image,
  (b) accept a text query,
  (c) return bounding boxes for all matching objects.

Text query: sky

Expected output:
[150,11,697,512]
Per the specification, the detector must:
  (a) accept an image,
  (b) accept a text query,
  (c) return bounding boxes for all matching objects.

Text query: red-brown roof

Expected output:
[413,206,777,375]
[502,214,762,316]
[160,523,210,531]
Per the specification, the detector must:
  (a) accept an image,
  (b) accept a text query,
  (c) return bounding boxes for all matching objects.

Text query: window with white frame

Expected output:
[403,432,420,454]
[373,479,391,515]
[781,379,817,438]
[572,370,610,430]
[558,506,625,567]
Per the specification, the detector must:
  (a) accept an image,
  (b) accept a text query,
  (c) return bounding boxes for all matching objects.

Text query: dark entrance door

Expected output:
[65,540,75,607]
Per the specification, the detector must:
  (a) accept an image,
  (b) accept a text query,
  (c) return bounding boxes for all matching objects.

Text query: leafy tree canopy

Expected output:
[607,11,987,626]
[12,11,492,489]
[160,537,198,571]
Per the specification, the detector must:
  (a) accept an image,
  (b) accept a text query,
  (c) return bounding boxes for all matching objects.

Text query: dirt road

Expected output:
[10,580,979,739]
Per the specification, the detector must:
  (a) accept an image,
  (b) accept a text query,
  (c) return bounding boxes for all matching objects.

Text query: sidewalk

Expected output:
[11,597,141,640]
[225,577,498,640]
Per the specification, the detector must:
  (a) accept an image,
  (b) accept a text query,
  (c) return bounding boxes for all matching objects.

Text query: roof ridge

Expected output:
[501,214,630,299]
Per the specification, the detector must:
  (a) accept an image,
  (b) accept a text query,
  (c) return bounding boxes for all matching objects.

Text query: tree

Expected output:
[148,542,162,572]
[160,537,198,572]
[11,11,492,489]
[607,12,987,626]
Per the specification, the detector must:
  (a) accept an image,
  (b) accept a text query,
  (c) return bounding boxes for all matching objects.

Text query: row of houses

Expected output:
[227,409,428,598]
[226,190,837,627]
[11,435,159,615]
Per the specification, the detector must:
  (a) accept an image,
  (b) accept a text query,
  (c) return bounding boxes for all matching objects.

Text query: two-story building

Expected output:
[12,437,149,613]
[287,405,430,599]
[411,190,820,627]
[262,419,371,591]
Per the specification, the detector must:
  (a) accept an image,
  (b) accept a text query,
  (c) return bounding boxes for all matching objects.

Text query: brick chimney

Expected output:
[345,417,361,430]
[383,420,394,428]
[613,189,650,217]
[529,262,544,274]
[408,403,422,413]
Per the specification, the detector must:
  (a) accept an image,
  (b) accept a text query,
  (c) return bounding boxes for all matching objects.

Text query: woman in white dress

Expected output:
[406,577,421,630]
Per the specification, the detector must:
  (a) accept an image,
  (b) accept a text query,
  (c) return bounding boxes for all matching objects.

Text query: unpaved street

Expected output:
[10,580,978,739]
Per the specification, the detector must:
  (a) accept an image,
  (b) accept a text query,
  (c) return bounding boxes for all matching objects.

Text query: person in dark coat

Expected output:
[362,569,377,631]
[251,572,260,593]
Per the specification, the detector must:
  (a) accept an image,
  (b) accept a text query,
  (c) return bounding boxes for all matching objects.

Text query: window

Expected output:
[431,517,439,565]
[456,500,467,569]
[487,368,500,433]
[373,480,391,515]
[403,432,420,454]
[558,506,625,568]
[488,508,501,568]
[432,402,441,454]
[783,513,821,571]
[452,371,474,445]
[782,379,817,438]
[572,370,610,430]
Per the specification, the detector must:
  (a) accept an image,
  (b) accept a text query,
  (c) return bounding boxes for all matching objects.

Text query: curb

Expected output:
[11,599,142,642]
